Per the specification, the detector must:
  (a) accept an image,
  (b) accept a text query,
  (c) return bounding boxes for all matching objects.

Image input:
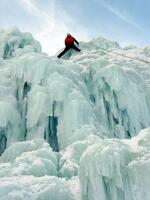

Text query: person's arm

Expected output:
[73,37,79,45]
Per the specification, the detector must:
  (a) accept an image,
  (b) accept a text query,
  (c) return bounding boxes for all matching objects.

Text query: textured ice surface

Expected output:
[0,27,41,59]
[0,176,76,200]
[0,139,58,177]
[90,64,150,138]
[0,28,150,200]
[10,53,105,150]
[79,128,150,200]
[59,134,102,178]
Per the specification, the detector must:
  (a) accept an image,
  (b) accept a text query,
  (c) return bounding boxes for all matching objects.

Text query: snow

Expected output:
[0,139,58,177]
[0,28,150,200]
[0,176,76,200]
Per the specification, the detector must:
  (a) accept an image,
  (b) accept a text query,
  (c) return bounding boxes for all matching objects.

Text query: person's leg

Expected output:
[71,44,81,52]
[57,46,70,58]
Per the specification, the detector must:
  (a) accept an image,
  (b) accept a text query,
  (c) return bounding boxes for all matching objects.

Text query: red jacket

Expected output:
[65,35,79,45]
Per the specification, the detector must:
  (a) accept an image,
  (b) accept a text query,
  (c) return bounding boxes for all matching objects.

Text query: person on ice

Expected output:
[57,33,81,58]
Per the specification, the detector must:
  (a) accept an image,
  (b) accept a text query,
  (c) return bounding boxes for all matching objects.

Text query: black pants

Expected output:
[57,43,81,58]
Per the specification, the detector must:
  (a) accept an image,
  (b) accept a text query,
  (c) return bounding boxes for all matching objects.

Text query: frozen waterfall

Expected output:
[0,28,150,200]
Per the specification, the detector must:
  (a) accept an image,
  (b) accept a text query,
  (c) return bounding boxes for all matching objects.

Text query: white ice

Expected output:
[79,127,150,200]
[0,28,150,200]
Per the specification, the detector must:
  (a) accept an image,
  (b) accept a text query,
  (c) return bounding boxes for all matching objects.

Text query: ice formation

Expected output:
[0,28,150,200]
[80,128,150,200]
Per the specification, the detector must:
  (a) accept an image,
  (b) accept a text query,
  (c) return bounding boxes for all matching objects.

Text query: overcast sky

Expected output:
[0,0,150,55]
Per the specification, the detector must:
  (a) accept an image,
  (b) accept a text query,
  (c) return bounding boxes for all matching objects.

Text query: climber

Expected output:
[57,33,81,58]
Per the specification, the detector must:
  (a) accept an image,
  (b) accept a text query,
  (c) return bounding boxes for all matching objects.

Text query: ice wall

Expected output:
[90,63,150,138]
[71,39,150,139]
[11,53,105,150]
[0,28,150,200]
[0,61,21,155]
[0,28,107,154]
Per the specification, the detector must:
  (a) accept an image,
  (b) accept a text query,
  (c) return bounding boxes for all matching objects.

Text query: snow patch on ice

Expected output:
[0,139,58,177]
